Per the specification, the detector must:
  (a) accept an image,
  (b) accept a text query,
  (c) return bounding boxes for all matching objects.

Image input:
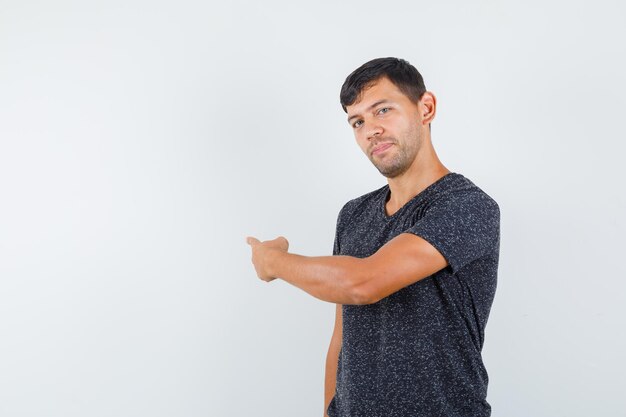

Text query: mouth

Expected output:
[371,142,393,156]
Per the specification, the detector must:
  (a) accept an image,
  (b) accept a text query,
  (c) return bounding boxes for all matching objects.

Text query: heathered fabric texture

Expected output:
[326,172,500,417]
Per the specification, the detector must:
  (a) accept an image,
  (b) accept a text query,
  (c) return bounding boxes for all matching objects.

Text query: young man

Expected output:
[246,57,500,417]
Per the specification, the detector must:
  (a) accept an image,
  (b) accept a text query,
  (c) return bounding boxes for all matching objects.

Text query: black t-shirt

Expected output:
[326,172,500,417]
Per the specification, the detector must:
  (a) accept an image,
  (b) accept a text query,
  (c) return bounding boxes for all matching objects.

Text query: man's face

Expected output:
[346,76,424,178]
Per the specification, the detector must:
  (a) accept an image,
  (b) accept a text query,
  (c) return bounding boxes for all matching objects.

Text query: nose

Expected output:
[365,121,383,141]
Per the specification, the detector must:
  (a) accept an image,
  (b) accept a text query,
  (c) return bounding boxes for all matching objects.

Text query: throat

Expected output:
[384,195,402,217]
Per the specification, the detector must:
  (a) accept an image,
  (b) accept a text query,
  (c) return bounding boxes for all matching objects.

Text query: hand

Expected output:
[246,235,289,282]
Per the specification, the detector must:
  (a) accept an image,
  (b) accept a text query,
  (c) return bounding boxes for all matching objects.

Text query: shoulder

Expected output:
[426,174,500,226]
[434,173,500,218]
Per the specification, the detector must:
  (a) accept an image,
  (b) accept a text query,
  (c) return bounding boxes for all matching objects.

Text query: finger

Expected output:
[273,236,288,244]
[246,236,261,245]
[276,236,289,249]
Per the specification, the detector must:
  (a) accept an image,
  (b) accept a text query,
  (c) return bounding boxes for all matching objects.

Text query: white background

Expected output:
[1,1,625,416]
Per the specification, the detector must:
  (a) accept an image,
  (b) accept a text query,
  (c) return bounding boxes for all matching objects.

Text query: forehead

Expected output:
[347,77,411,113]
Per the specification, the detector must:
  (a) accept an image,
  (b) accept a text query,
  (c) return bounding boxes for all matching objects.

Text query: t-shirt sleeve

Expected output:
[404,190,500,274]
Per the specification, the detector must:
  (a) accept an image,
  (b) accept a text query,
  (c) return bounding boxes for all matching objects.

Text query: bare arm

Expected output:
[324,304,342,417]
[270,253,368,304]
[246,236,368,304]
[246,233,448,305]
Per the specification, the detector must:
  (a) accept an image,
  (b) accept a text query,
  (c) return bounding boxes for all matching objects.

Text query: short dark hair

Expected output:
[339,57,427,113]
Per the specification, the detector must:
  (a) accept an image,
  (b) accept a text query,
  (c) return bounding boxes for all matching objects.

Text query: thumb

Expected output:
[275,235,289,250]
[246,236,261,246]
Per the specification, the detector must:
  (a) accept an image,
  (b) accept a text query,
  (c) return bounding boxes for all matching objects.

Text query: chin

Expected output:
[377,167,402,178]
[376,162,410,178]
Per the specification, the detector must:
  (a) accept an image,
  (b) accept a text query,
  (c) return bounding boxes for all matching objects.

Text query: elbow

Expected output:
[350,285,377,305]
[347,259,379,305]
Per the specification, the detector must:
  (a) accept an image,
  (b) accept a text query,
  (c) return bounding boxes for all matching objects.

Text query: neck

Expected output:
[385,140,450,216]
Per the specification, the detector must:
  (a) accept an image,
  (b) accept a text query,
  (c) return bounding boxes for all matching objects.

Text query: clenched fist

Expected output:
[245,236,289,282]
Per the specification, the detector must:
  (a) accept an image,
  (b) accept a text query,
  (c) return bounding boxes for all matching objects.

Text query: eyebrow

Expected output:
[347,99,393,123]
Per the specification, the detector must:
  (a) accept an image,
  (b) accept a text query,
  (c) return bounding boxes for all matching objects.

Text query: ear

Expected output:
[418,92,436,126]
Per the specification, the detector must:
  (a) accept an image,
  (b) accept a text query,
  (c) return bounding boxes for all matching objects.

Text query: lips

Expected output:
[371,142,393,155]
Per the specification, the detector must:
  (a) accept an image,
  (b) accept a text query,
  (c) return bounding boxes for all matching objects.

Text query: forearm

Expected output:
[324,338,341,416]
[267,251,369,305]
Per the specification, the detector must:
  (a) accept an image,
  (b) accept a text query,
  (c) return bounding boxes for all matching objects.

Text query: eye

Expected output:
[378,107,390,115]
[353,120,363,128]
